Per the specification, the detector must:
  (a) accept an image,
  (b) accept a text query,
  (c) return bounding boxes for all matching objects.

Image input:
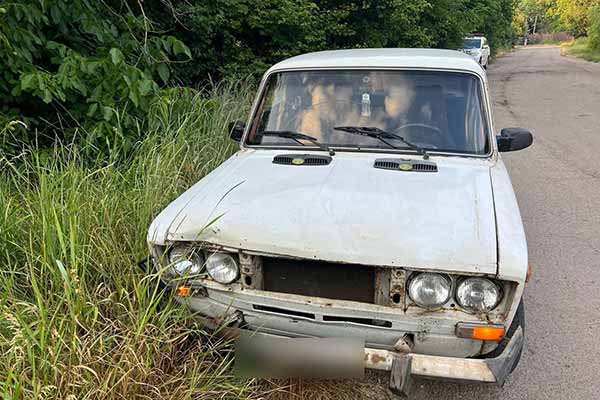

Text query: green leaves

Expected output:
[0,0,193,155]
[157,63,170,84]
[109,48,124,65]
[173,39,192,58]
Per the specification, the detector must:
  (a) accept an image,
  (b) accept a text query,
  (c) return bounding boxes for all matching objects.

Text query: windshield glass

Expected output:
[463,38,482,49]
[247,70,489,155]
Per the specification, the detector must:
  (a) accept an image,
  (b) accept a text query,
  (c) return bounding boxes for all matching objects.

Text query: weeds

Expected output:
[0,82,259,399]
[563,38,600,63]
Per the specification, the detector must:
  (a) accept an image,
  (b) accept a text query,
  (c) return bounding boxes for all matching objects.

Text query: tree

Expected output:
[0,0,190,153]
[549,0,600,36]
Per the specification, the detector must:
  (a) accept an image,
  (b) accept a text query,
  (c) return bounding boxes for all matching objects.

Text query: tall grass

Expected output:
[0,81,264,399]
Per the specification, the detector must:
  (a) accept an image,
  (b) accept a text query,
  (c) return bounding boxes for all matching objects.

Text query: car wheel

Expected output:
[476,299,525,373]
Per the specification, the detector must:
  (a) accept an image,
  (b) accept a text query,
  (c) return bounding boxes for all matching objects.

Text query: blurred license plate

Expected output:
[235,334,364,379]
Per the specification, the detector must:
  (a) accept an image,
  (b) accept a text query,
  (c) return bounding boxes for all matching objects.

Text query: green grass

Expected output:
[0,81,269,399]
[563,38,600,63]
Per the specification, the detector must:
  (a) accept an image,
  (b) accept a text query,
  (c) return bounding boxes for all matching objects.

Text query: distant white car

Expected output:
[461,36,490,68]
[147,49,533,396]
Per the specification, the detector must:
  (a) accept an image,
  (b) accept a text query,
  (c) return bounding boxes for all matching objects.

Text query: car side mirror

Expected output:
[497,128,533,152]
[228,120,245,142]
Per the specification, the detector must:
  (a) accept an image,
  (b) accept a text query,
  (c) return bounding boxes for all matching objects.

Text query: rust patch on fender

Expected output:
[369,353,388,365]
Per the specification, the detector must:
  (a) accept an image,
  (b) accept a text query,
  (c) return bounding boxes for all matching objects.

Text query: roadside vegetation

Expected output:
[515,0,600,61]
[0,83,259,399]
[564,37,600,62]
[561,4,600,62]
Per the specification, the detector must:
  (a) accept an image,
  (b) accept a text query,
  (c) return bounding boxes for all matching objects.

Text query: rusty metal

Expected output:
[239,251,263,290]
[374,267,391,306]
[393,333,415,353]
[389,269,406,308]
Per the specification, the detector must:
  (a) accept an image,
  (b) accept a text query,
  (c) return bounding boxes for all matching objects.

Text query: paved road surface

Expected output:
[409,46,600,399]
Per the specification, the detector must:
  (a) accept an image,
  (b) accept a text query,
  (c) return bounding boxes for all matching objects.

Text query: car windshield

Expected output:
[247,70,489,155]
[463,38,482,49]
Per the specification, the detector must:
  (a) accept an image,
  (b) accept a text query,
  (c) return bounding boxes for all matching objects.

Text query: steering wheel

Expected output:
[393,123,447,149]
[395,123,442,136]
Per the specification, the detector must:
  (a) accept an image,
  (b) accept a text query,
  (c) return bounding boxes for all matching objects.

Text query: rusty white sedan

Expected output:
[146,48,533,396]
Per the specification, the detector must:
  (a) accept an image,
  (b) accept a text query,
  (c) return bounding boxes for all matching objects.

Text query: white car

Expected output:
[147,49,533,396]
[462,36,491,68]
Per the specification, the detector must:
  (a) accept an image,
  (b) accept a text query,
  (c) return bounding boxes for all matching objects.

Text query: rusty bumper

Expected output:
[365,325,524,396]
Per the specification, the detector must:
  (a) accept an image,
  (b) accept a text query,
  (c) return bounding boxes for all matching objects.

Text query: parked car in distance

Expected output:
[146,48,533,397]
[461,35,491,68]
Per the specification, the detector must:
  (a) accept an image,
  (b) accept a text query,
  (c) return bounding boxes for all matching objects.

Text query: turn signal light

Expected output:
[526,263,534,283]
[176,286,191,297]
[456,322,505,342]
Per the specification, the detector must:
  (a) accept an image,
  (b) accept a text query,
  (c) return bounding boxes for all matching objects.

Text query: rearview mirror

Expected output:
[228,120,246,142]
[497,128,533,152]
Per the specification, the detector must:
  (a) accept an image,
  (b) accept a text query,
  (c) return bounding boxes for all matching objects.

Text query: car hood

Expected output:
[148,150,498,275]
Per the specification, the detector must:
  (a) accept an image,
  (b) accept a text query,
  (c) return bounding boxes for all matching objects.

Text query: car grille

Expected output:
[262,257,375,303]
[374,158,438,172]
[272,154,332,166]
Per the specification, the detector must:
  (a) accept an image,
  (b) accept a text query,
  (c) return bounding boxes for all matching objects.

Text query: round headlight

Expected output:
[168,246,203,276]
[205,253,239,284]
[408,273,452,309]
[456,277,501,312]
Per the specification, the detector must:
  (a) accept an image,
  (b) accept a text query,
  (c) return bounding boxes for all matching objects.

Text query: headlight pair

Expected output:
[407,273,502,313]
[167,246,239,284]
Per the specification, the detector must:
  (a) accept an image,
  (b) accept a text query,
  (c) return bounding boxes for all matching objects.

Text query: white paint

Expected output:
[265,48,485,77]
[149,150,499,274]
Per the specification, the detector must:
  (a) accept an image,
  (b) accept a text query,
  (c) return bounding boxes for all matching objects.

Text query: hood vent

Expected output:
[374,158,438,172]
[273,154,332,166]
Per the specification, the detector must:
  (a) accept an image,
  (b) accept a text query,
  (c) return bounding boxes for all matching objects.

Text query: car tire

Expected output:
[476,299,525,373]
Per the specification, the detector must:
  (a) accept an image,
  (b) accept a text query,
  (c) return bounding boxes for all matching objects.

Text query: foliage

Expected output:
[0,84,257,399]
[564,37,600,61]
[514,0,560,34]
[159,0,516,85]
[0,0,190,154]
[548,0,600,36]
[588,5,600,50]
[471,0,518,52]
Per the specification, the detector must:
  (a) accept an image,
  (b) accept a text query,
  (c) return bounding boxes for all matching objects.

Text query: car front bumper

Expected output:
[206,314,523,397]
[167,277,523,396]
[365,325,523,395]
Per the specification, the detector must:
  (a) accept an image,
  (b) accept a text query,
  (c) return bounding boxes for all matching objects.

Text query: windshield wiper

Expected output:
[333,126,429,159]
[259,130,335,155]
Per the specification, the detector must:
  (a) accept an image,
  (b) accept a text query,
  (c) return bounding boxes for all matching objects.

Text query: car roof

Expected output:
[266,48,485,77]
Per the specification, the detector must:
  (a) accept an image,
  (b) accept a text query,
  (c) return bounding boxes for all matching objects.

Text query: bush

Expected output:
[157,0,517,85]
[0,0,190,155]
[588,5,600,50]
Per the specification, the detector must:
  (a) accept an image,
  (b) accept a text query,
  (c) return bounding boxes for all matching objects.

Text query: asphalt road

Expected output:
[409,46,600,399]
